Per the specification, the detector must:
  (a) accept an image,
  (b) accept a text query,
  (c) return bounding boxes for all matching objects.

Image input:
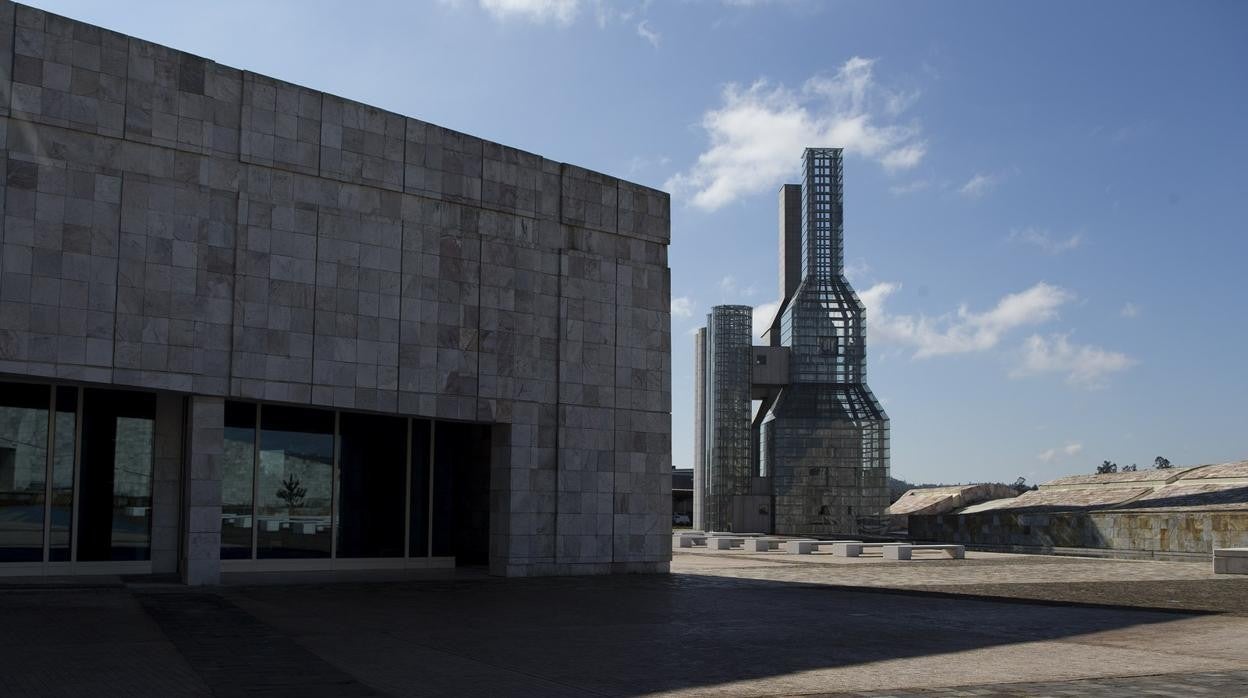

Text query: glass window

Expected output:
[432,421,491,563]
[408,419,431,557]
[257,405,333,559]
[337,412,406,558]
[48,387,77,561]
[0,382,49,562]
[77,388,155,561]
[221,401,257,560]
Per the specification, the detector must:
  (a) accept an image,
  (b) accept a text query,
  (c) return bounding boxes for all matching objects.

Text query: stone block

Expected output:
[241,72,320,175]
[404,119,482,203]
[320,94,404,191]
[1214,548,1248,574]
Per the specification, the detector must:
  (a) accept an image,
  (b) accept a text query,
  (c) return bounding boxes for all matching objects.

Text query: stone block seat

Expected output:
[1213,548,1248,574]
[673,532,707,548]
[830,542,904,557]
[785,540,862,555]
[707,536,747,550]
[743,537,812,552]
[883,544,965,561]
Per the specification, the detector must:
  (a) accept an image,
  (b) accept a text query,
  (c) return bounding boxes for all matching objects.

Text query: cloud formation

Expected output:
[636,20,660,47]
[752,301,780,340]
[1038,442,1084,462]
[1009,227,1083,255]
[476,0,580,24]
[671,296,695,319]
[859,282,1075,358]
[1121,302,1141,318]
[1013,333,1136,388]
[959,172,998,198]
[666,57,925,210]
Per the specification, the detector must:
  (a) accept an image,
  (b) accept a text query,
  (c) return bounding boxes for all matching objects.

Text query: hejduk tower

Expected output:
[694,148,889,535]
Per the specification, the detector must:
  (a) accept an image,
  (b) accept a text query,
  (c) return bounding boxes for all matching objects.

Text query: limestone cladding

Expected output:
[0,1,672,576]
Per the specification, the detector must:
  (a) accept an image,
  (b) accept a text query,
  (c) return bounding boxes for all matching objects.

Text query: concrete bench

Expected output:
[674,533,707,548]
[707,536,747,550]
[1214,548,1248,574]
[831,542,905,557]
[744,537,811,552]
[883,544,965,561]
[786,540,861,555]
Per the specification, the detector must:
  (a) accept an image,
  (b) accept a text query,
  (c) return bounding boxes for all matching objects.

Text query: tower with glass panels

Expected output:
[693,148,890,535]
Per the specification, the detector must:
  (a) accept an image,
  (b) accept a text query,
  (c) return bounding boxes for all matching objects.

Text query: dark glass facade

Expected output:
[217,400,489,564]
[337,412,406,558]
[0,381,155,564]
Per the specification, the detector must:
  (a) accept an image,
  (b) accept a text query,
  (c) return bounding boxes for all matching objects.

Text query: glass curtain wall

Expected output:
[257,405,334,559]
[0,381,155,565]
[220,400,466,564]
[337,412,406,558]
[49,387,77,561]
[0,383,49,562]
[221,401,256,560]
[77,389,156,561]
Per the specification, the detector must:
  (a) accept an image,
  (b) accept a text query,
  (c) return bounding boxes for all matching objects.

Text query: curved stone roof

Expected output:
[1043,469,1192,487]
[958,487,1151,514]
[1178,460,1248,481]
[1120,483,1248,511]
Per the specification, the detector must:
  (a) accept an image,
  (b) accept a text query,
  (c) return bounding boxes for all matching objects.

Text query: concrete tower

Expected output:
[693,148,889,536]
[762,148,889,536]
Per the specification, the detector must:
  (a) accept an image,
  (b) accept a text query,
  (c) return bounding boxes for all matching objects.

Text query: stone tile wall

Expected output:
[0,1,671,578]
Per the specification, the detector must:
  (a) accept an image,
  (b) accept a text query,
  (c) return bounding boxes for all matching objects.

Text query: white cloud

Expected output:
[636,19,660,47]
[844,257,872,283]
[1009,227,1083,255]
[671,296,695,319]
[1013,333,1136,388]
[626,153,671,175]
[959,172,998,199]
[880,143,926,171]
[719,275,761,300]
[476,0,580,24]
[1121,302,1141,318]
[888,179,929,196]
[752,301,780,341]
[860,282,1075,358]
[666,57,926,211]
[1038,442,1084,462]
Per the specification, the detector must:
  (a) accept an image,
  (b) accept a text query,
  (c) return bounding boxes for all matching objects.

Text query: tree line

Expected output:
[1095,456,1171,474]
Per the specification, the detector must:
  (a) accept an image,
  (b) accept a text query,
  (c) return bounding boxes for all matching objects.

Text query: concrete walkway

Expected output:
[0,554,1245,696]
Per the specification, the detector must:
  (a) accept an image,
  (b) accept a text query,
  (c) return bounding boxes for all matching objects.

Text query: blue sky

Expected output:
[29,0,1247,485]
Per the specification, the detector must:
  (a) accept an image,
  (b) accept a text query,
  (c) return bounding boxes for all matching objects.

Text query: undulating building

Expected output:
[0,2,672,584]
[693,148,889,536]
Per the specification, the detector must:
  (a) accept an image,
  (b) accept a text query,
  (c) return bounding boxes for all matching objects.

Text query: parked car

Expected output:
[672,513,691,526]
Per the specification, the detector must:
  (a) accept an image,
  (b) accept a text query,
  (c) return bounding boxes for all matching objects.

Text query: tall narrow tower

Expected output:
[761,148,890,536]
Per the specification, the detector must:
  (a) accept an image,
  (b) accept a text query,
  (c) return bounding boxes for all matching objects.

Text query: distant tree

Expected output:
[1154,456,1172,470]
[1122,463,1138,472]
[276,474,307,516]
[1096,460,1118,474]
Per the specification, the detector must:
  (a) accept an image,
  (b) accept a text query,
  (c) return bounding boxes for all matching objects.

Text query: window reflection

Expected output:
[78,389,155,561]
[49,387,77,561]
[0,383,49,562]
[408,419,431,557]
[337,412,406,558]
[257,405,333,559]
[221,402,256,560]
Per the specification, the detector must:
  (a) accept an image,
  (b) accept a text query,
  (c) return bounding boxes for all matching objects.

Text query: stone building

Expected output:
[0,2,672,583]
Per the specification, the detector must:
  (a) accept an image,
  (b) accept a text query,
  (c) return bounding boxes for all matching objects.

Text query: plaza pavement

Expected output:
[0,548,1245,696]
